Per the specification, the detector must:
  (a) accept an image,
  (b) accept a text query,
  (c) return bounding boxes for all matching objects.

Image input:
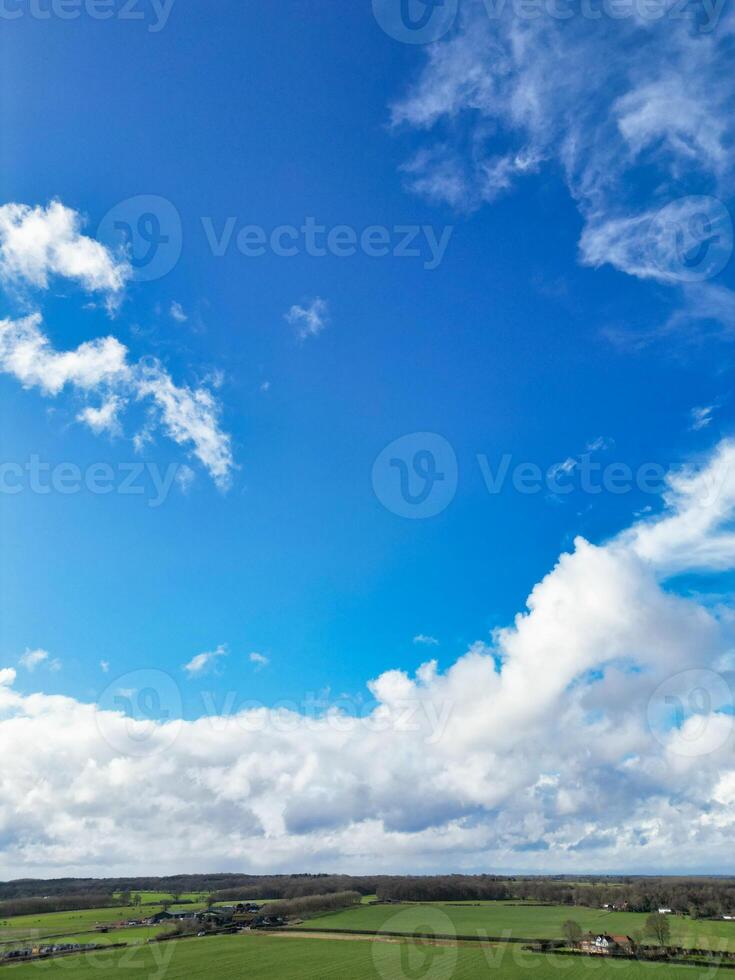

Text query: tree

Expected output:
[132,894,142,909]
[206,894,217,910]
[562,920,583,947]
[645,913,671,947]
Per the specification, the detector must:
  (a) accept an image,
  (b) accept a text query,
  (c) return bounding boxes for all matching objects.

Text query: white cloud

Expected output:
[249,652,270,669]
[0,313,130,396]
[183,645,227,677]
[690,405,715,431]
[0,313,234,488]
[413,634,439,646]
[77,395,125,436]
[391,1,735,325]
[0,201,234,488]
[586,436,614,452]
[135,362,233,490]
[285,297,329,340]
[1,443,735,875]
[170,301,187,323]
[0,668,16,686]
[0,201,129,301]
[100,661,110,674]
[19,648,50,671]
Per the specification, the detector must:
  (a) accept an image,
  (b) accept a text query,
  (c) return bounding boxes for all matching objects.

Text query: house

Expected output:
[146,910,198,925]
[580,934,634,955]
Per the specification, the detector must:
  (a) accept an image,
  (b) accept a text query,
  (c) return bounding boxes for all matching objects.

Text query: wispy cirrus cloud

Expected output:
[19,648,61,672]
[690,405,716,431]
[285,297,329,340]
[391,0,735,333]
[183,644,228,677]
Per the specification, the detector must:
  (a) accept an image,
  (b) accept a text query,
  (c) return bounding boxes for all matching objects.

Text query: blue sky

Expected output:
[1,0,735,876]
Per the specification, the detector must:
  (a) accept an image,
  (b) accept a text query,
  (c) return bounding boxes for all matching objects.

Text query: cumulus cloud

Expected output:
[1,443,735,875]
[391,0,735,327]
[0,202,234,488]
[183,645,228,677]
[0,313,233,488]
[0,201,129,301]
[413,634,439,646]
[249,652,270,668]
[285,297,329,340]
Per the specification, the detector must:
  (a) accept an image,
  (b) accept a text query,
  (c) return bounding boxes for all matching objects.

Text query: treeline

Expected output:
[375,876,511,902]
[212,876,380,903]
[0,894,114,918]
[262,890,362,918]
[2,874,734,919]
[375,875,735,916]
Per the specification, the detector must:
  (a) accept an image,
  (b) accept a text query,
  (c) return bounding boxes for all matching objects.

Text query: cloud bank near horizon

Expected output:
[1,441,734,877]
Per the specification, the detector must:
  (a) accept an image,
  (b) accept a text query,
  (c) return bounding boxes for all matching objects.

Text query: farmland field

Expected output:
[0,902,202,945]
[1,933,730,979]
[295,901,735,952]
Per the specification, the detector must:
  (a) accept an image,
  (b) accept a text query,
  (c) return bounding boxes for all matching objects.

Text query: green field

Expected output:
[1,933,728,979]
[295,901,735,952]
[0,902,201,945]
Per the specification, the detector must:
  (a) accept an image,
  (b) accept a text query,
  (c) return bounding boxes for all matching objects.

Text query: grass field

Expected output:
[2,933,728,979]
[0,902,201,945]
[295,901,735,952]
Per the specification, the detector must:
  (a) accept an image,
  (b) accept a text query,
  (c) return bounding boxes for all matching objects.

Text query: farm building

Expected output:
[580,934,634,955]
